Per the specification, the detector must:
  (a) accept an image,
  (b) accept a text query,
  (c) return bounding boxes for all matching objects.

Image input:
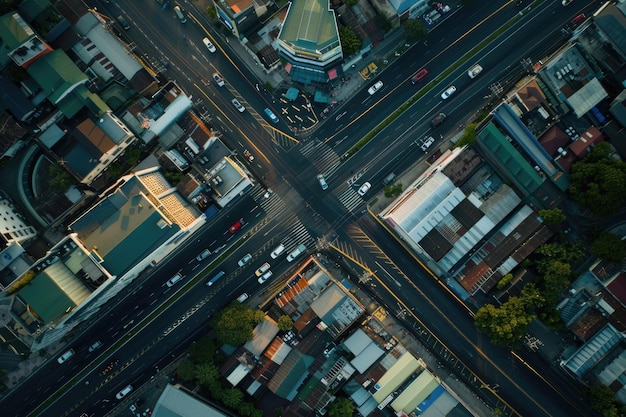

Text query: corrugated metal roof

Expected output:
[372,352,420,403]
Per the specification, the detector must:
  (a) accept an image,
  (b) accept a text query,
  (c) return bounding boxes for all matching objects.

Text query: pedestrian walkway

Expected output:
[299,140,341,178]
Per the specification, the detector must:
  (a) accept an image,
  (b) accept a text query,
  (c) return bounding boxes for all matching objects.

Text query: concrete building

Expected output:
[0,194,37,247]
[213,0,272,39]
[277,0,342,84]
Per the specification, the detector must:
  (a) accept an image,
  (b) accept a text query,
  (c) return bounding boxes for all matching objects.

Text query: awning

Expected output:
[285,87,299,101]
[327,67,338,80]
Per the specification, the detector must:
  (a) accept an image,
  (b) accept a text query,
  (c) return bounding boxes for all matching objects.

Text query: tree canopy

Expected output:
[540,261,572,306]
[328,396,356,417]
[403,19,428,42]
[591,232,626,263]
[339,27,362,56]
[538,208,566,225]
[569,142,626,217]
[474,296,535,347]
[211,302,265,345]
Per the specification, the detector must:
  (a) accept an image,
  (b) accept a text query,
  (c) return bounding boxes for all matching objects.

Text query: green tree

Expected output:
[177,359,195,382]
[538,208,566,225]
[124,144,143,165]
[339,27,362,56]
[541,261,572,306]
[456,123,477,148]
[384,183,402,198]
[211,302,265,345]
[377,12,392,31]
[535,241,584,274]
[49,163,74,193]
[520,283,545,310]
[277,315,293,332]
[328,396,356,417]
[194,362,219,386]
[402,19,428,42]
[569,142,626,216]
[164,171,184,185]
[588,383,622,417]
[591,232,626,263]
[474,297,535,347]
[188,335,215,364]
[222,387,244,408]
[496,273,513,290]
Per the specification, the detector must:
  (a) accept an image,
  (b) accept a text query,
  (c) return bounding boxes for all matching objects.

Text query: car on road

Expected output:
[229,220,242,233]
[411,68,428,84]
[243,149,254,162]
[196,249,210,261]
[358,182,371,196]
[116,384,133,400]
[367,80,383,95]
[562,0,572,5]
[257,270,273,284]
[270,244,285,259]
[441,86,457,100]
[88,341,102,352]
[238,253,252,266]
[467,64,483,79]
[317,174,328,190]
[431,113,447,128]
[255,262,270,277]
[571,14,585,26]
[202,37,216,53]
[57,349,75,364]
[264,108,279,123]
[421,136,435,152]
[116,15,130,30]
[166,273,183,287]
[231,98,245,112]
[212,73,224,87]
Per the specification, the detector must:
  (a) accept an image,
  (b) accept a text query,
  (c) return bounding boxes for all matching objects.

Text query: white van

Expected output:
[166,273,183,287]
[57,349,75,364]
[287,244,306,262]
[116,384,133,400]
[174,6,187,23]
[270,244,285,259]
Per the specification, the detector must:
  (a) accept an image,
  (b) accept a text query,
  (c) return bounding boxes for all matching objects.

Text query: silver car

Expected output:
[231,99,245,113]
[441,86,457,100]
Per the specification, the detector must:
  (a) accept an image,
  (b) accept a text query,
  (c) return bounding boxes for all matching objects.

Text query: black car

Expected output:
[116,15,130,30]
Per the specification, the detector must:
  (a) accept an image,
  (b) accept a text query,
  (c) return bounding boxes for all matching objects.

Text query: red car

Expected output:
[571,14,585,26]
[411,68,428,84]
[228,220,242,233]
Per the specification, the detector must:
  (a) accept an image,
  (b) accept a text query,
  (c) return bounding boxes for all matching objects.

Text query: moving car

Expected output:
[441,86,457,100]
[206,271,225,287]
[212,73,224,87]
[358,182,371,196]
[57,349,75,364]
[174,5,187,23]
[270,244,285,259]
[431,113,447,128]
[264,108,279,123]
[411,68,428,84]
[231,98,245,113]
[257,270,273,284]
[571,14,585,26]
[467,64,483,79]
[367,80,383,95]
[116,385,133,400]
[562,0,573,5]
[196,249,210,261]
[236,293,249,302]
[166,273,183,287]
[317,174,328,190]
[255,262,270,277]
[116,15,130,30]
[238,253,252,267]
[88,341,102,352]
[421,136,435,152]
[229,220,242,233]
[287,244,307,262]
[202,37,216,53]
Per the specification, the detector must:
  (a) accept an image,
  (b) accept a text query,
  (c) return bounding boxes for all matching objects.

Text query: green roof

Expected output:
[26,49,88,104]
[0,12,35,67]
[279,0,339,53]
[477,122,543,194]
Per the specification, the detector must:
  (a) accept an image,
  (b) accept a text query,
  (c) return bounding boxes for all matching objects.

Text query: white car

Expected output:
[367,81,383,95]
[317,174,328,190]
[196,249,210,261]
[238,253,252,267]
[441,86,457,100]
[231,98,245,113]
[212,73,224,87]
[258,270,273,284]
[57,349,75,364]
[358,182,371,196]
[202,37,216,53]
[116,384,133,400]
[255,262,270,277]
[562,0,572,5]
[421,136,435,152]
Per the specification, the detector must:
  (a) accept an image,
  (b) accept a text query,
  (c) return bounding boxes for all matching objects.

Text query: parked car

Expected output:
[231,99,245,113]
[212,73,224,87]
[257,270,273,284]
[420,136,435,152]
[317,174,328,190]
[264,108,279,123]
[411,68,428,84]
[358,182,371,196]
[255,262,270,277]
[571,14,585,26]
[367,80,383,95]
[202,37,216,53]
[238,253,252,267]
[441,86,457,100]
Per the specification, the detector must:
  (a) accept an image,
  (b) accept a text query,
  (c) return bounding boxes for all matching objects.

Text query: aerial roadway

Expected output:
[3,0,599,416]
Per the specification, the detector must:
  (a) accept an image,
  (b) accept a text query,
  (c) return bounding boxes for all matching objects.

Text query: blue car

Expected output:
[264,108,279,123]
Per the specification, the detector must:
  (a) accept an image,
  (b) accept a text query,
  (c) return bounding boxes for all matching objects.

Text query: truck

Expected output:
[206,271,225,286]
[287,244,307,262]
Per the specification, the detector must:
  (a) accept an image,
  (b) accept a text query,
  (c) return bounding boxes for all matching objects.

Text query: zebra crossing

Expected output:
[334,185,365,213]
[280,217,315,251]
[250,186,286,216]
[299,140,341,178]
